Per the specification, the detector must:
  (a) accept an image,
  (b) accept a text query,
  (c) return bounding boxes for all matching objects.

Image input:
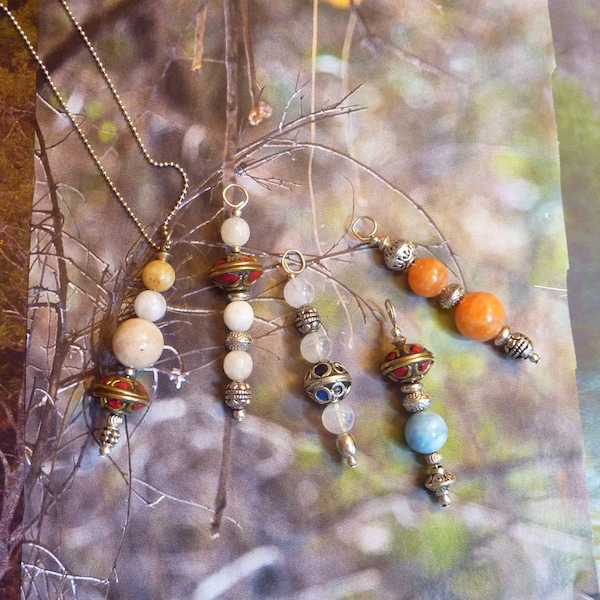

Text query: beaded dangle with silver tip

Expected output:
[281,250,357,467]
[209,184,264,420]
[91,245,178,455]
[1,1,189,455]
[381,300,456,506]
[352,217,540,363]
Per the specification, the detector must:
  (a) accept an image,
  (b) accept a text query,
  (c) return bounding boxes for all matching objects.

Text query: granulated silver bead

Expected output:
[224,380,252,409]
[225,331,253,351]
[294,305,321,334]
[402,391,432,412]
[439,284,466,309]
[503,332,539,362]
[383,239,416,272]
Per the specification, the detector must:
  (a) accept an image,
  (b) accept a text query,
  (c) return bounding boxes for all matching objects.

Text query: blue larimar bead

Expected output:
[404,411,448,455]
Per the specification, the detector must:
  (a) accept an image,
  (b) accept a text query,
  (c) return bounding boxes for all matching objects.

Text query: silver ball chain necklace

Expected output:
[1,0,190,455]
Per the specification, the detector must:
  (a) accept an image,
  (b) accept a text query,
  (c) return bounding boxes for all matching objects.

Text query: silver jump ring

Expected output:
[222,183,249,211]
[281,249,306,276]
[351,216,378,242]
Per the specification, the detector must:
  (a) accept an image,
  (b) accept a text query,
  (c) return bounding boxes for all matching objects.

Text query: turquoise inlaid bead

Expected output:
[404,411,448,455]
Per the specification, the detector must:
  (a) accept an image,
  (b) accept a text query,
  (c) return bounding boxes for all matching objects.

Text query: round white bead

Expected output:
[284,277,315,308]
[300,328,332,363]
[221,217,250,247]
[223,349,253,380]
[112,317,164,369]
[223,300,254,332]
[322,402,355,434]
[134,289,167,322]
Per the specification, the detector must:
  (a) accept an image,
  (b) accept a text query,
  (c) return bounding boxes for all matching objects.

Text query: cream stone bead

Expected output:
[223,350,253,381]
[134,290,168,322]
[112,317,164,369]
[223,300,254,332]
[221,216,250,248]
[142,259,175,292]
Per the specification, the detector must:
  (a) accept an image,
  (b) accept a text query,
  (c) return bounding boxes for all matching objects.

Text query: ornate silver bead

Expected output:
[424,456,456,507]
[224,380,252,410]
[294,305,321,334]
[403,391,432,412]
[303,361,352,405]
[99,414,123,456]
[503,332,539,363]
[225,331,253,351]
[439,283,466,309]
[383,239,416,272]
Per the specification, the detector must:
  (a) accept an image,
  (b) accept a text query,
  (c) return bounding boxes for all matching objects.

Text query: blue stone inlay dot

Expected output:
[315,389,329,402]
[404,411,448,455]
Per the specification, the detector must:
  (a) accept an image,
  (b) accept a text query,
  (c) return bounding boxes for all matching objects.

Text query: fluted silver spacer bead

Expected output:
[439,283,466,309]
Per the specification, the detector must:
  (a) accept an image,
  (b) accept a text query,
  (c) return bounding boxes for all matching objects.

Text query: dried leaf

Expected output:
[248,99,273,126]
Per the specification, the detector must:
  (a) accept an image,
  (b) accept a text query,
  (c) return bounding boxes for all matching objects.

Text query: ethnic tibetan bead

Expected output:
[303,361,352,405]
[380,343,434,384]
[92,373,150,415]
[209,251,263,299]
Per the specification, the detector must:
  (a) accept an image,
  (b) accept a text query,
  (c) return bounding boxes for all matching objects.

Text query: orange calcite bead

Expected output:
[407,257,449,298]
[454,291,506,341]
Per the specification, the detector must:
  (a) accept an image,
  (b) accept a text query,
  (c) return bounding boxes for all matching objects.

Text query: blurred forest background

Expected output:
[1,0,600,598]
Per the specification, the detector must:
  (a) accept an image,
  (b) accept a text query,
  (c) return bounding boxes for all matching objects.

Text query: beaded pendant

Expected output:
[353,217,540,362]
[281,250,358,467]
[381,300,456,506]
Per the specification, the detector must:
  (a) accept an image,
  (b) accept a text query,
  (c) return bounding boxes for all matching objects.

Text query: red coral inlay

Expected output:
[418,361,430,372]
[386,351,397,362]
[216,273,240,286]
[248,270,262,283]
[393,366,409,378]
[107,398,123,410]
[132,403,145,410]
[411,344,422,354]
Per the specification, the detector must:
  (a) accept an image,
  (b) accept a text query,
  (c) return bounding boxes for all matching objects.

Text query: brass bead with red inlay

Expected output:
[91,373,150,415]
[209,251,264,299]
[380,343,435,384]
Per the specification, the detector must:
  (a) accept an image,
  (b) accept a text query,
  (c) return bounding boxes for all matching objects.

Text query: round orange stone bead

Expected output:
[407,257,449,298]
[142,259,175,292]
[454,291,506,342]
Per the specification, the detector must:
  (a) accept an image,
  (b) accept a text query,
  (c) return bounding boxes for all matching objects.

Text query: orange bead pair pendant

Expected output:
[408,256,505,342]
[352,217,539,362]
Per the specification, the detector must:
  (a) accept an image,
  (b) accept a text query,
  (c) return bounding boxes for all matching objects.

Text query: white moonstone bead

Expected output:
[221,216,250,247]
[112,317,164,369]
[223,300,254,332]
[223,349,253,381]
[134,289,167,322]
[300,328,332,363]
[322,401,355,434]
[284,277,316,308]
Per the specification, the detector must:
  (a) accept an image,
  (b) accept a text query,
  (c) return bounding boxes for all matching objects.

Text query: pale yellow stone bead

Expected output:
[142,259,175,292]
